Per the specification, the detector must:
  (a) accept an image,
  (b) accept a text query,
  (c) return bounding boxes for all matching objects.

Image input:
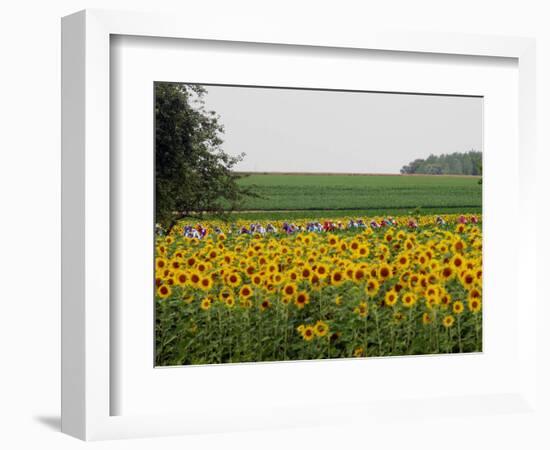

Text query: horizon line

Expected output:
[232,171,481,177]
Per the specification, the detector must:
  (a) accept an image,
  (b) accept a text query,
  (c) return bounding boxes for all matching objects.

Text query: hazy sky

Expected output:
[200,85,483,174]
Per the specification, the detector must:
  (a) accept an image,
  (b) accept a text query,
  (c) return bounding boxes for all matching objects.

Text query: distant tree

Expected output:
[425,163,443,175]
[400,158,425,174]
[155,83,255,231]
[448,153,463,174]
[400,151,482,176]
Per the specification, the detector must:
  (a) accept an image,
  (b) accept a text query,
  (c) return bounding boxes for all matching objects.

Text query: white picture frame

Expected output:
[61,9,538,441]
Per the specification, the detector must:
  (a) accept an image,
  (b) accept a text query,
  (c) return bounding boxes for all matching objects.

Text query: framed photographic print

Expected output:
[62,9,538,441]
[152,82,483,367]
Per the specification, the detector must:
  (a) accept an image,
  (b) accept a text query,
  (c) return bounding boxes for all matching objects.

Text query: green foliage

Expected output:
[234,174,482,212]
[400,151,482,175]
[155,83,255,230]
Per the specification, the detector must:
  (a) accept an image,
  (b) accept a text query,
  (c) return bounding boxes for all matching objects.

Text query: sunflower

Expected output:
[199,276,213,291]
[468,287,482,302]
[422,312,432,325]
[219,288,232,302]
[280,295,292,305]
[169,258,182,271]
[157,284,171,298]
[354,301,368,318]
[250,274,262,287]
[365,279,380,296]
[314,320,329,337]
[330,270,345,286]
[282,282,297,298]
[418,254,428,266]
[450,254,465,270]
[442,315,455,328]
[200,297,212,311]
[259,299,271,311]
[440,265,455,280]
[226,272,242,287]
[225,295,236,308]
[408,273,420,289]
[460,270,476,288]
[378,263,392,280]
[468,297,482,313]
[300,265,313,280]
[174,271,189,286]
[440,293,451,308]
[301,325,315,341]
[155,257,168,271]
[453,239,465,253]
[353,267,367,283]
[310,273,321,288]
[404,239,414,251]
[425,286,439,299]
[288,270,299,282]
[272,273,284,285]
[295,291,310,309]
[396,253,409,268]
[384,290,398,307]
[316,263,329,277]
[452,300,464,315]
[401,292,417,308]
[239,284,253,299]
[353,347,364,357]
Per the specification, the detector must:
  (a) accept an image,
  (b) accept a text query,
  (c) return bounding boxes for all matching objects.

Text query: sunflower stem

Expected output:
[457,315,463,352]
[434,310,440,353]
[217,308,223,363]
[228,308,232,363]
[405,307,414,353]
[283,307,288,360]
[373,306,383,356]
[475,312,481,351]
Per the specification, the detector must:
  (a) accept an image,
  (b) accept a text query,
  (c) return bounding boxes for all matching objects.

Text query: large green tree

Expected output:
[155,83,255,231]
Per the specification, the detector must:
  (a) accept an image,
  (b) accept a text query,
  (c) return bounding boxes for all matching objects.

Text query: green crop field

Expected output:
[232,173,482,219]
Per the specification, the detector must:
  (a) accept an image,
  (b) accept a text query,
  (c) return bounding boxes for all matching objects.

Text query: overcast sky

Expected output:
[200,84,482,174]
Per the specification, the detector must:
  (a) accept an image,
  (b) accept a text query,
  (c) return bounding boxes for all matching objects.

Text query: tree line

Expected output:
[400,151,482,176]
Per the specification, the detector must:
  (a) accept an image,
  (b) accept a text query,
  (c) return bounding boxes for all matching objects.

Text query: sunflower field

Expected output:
[155,214,482,366]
